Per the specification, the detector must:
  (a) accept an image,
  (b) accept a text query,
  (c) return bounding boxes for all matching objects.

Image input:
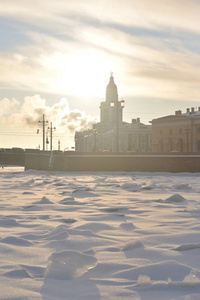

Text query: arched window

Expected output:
[198,140,200,152]
[178,138,183,152]
[169,139,173,151]
[159,139,163,152]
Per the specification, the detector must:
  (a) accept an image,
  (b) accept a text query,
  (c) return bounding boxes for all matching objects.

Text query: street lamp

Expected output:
[111,100,125,152]
[185,125,190,152]
[38,114,48,151]
[48,122,56,152]
[93,129,97,152]
[84,133,88,152]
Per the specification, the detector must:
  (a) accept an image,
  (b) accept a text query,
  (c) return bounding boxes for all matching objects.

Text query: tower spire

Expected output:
[106,72,118,103]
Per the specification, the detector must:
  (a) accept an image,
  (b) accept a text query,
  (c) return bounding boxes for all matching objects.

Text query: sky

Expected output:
[1,0,200,150]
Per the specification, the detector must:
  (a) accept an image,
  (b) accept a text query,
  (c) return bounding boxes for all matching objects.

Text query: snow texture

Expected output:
[1,167,200,299]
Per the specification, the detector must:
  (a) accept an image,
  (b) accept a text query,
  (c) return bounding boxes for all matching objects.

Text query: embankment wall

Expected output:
[24,152,200,173]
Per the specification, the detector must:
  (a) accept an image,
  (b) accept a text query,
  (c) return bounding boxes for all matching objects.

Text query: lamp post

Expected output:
[46,130,49,150]
[111,100,125,152]
[48,122,56,152]
[185,125,190,152]
[93,129,97,152]
[84,133,88,152]
[38,114,48,151]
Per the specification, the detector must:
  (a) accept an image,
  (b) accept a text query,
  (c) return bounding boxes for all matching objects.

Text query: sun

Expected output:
[58,50,112,97]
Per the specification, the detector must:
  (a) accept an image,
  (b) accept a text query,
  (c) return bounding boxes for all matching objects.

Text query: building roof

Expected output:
[151,114,190,124]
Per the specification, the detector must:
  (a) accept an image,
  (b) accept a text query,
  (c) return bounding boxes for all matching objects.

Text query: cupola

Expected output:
[106,72,118,103]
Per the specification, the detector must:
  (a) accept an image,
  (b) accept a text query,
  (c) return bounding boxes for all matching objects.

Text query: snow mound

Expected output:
[0,218,20,227]
[46,231,69,241]
[59,197,74,204]
[34,196,53,204]
[74,222,115,233]
[114,260,192,281]
[45,225,69,241]
[173,183,191,190]
[122,239,144,251]
[174,243,200,251]
[170,270,200,287]
[121,183,140,191]
[24,179,35,186]
[4,268,32,278]
[0,236,33,246]
[23,191,35,195]
[141,186,153,190]
[136,274,152,286]
[182,270,200,286]
[72,189,99,198]
[120,222,136,231]
[63,218,77,224]
[44,250,97,280]
[164,194,186,203]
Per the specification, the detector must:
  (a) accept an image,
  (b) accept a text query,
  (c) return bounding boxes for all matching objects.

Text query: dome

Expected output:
[106,73,117,91]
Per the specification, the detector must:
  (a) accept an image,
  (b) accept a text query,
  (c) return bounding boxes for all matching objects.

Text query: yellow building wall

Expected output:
[152,118,200,153]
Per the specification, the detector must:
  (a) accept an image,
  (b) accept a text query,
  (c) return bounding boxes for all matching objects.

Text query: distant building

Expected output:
[151,107,200,152]
[75,74,152,152]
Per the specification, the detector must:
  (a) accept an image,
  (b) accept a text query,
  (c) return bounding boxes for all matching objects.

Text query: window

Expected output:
[198,140,200,151]
[159,139,163,152]
[103,110,109,122]
[169,139,173,151]
[178,138,183,152]
[138,135,141,151]
[128,134,132,151]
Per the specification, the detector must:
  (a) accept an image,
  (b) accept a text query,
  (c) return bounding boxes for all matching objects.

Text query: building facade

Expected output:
[151,107,200,152]
[75,74,152,152]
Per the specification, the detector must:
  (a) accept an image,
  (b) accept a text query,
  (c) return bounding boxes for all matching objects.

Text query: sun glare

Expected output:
[58,50,111,97]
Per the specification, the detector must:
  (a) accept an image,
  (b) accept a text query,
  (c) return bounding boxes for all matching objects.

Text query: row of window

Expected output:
[160,127,200,135]
[159,139,200,152]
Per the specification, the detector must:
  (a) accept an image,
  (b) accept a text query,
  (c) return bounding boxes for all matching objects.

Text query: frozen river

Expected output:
[1,167,200,299]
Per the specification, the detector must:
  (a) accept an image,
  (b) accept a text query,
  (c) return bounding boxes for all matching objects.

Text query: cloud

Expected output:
[1,0,200,34]
[1,0,200,107]
[0,95,98,134]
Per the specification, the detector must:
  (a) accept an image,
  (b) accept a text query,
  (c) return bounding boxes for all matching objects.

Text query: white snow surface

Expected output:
[1,167,200,299]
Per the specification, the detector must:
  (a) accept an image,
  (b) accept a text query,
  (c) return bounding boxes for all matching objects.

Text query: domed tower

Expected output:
[106,72,118,103]
[99,73,124,133]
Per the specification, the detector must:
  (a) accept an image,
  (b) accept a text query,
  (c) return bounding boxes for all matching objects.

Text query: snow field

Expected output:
[1,168,200,299]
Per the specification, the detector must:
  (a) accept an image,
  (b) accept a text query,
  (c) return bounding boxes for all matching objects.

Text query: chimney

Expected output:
[191,107,195,113]
[175,110,182,115]
[186,108,190,113]
[132,119,137,124]
[137,118,140,123]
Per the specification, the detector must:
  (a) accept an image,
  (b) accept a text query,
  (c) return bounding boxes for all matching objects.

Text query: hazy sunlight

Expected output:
[58,50,111,97]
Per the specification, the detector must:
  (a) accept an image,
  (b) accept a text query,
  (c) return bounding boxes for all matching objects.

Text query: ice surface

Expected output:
[44,250,97,280]
[1,168,200,299]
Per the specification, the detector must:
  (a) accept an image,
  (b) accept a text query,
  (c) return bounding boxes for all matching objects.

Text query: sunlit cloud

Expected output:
[0,95,98,137]
[2,26,200,102]
[2,0,200,34]
[1,0,200,102]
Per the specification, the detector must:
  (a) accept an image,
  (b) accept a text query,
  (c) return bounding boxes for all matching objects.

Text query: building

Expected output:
[75,74,152,152]
[151,107,200,152]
